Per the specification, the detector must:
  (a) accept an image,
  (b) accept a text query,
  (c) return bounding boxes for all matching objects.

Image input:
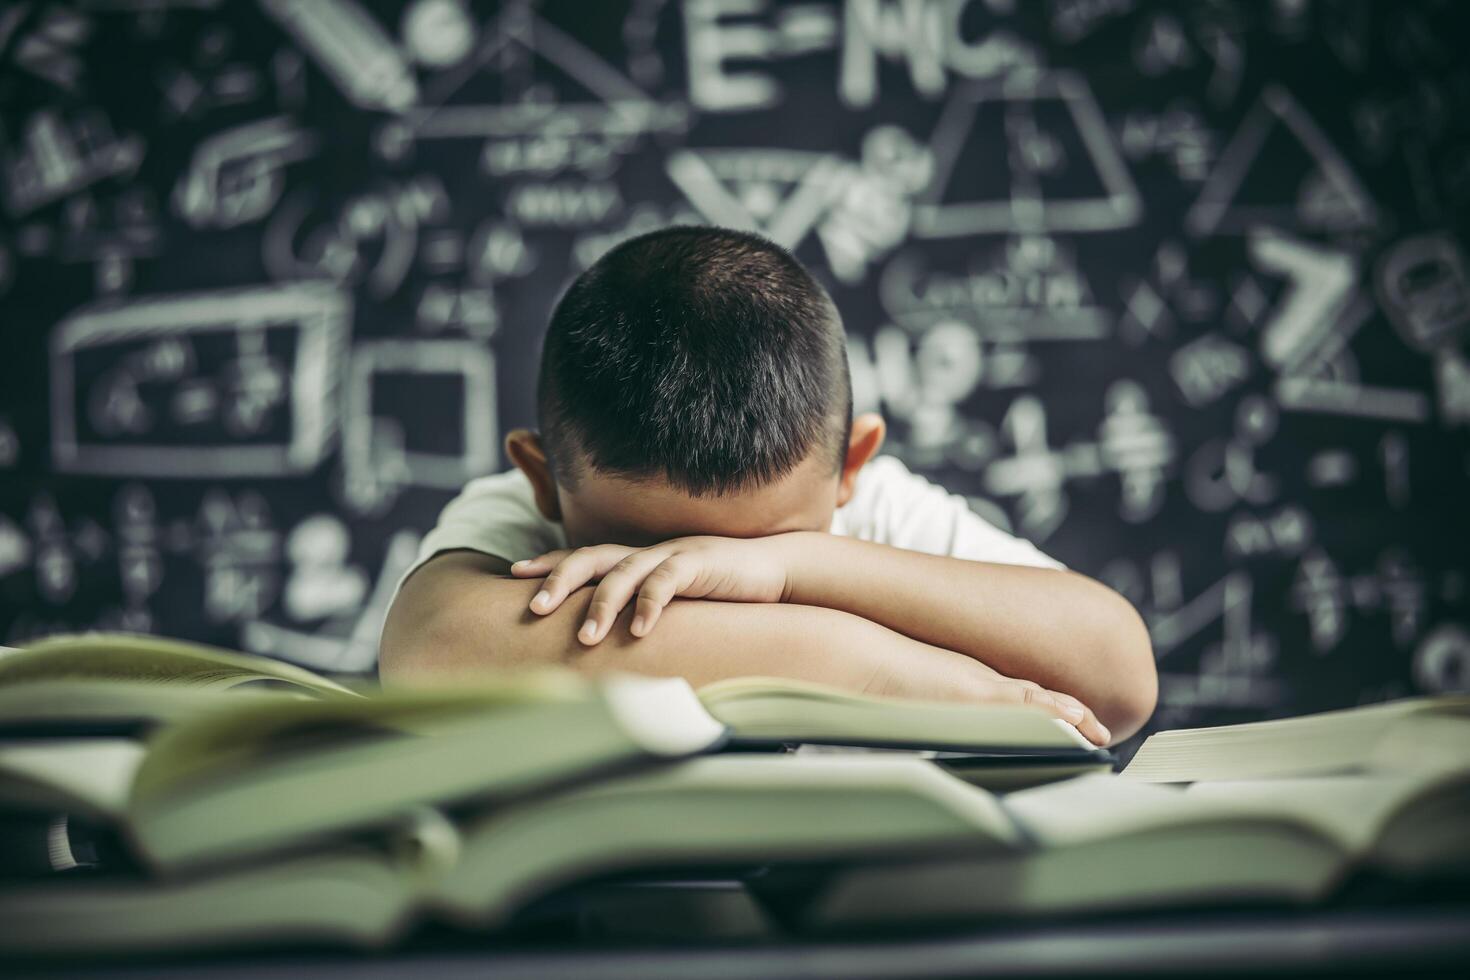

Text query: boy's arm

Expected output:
[778,535,1157,742]
[510,534,1155,742]
[378,550,1105,738]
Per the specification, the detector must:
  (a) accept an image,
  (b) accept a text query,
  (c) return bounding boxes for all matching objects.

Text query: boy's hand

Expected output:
[510,536,793,644]
[973,673,1112,747]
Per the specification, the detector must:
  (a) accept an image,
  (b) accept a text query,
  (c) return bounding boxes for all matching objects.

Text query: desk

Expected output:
[10,902,1469,978]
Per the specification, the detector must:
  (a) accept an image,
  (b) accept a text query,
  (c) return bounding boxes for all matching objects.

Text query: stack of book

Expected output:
[797,695,1470,932]
[0,632,1466,956]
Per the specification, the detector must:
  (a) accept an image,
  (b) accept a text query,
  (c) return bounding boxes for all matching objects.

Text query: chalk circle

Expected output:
[1375,233,1470,354]
[288,514,351,565]
[401,0,476,67]
[1414,622,1470,694]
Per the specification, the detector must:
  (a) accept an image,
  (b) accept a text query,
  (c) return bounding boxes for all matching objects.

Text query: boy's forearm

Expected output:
[778,533,1158,739]
[380,552,1002,701]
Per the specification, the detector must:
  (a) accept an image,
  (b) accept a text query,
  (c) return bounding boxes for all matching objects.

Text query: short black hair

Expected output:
[537,225,852,496]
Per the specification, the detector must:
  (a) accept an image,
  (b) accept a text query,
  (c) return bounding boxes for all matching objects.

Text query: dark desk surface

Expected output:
[11,902,1470,979]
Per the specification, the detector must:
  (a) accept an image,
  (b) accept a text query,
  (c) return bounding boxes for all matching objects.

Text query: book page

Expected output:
[602,674,726,756]
[698,675,1082,749]
[1002,773,1204,846]
[1183,775,1434,853]
[1122,696,1470,782]
[127,672,592,803]
[0,679,297,733]
[0,634,359,697]
[1003,771,1397,853]
[0,738,146,817]
[1369,713,1470,773]
[438,755,1025,920]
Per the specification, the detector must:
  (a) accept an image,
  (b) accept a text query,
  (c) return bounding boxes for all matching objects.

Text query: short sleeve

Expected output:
[834,456,1066,570]
[394,470,568,593]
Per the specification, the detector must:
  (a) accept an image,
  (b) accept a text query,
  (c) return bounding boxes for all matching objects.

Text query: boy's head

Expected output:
[506,225,884,548]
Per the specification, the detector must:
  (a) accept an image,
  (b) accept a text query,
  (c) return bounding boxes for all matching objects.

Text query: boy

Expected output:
[379,226,1156,745]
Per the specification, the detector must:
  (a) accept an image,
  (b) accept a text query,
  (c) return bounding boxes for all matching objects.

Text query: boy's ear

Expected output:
[504,429,562,522]
[837,412,886,508]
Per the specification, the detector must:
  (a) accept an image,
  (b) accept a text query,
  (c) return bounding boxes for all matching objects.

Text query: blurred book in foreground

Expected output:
[1120,695,1470,782]
[796,695,1470,932]
[1,633,1464,957]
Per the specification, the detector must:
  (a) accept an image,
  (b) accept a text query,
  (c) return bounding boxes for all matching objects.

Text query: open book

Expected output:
[793,695,1470,932]
[0,633,361,699]
[0,633,1106,873]
[0,754,1022,955]
[699,675,1100,752]
[0,669,725,873]
[1121,694,1470,781]
[799,763,1470,932]
[5,742,1470,956]
[0,633,365,747]
[699,675,1113,788]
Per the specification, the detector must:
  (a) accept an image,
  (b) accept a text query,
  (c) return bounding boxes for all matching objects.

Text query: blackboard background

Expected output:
[2,0,1468,751]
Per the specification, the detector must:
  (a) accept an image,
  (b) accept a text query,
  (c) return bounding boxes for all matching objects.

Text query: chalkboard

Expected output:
[1,0,1467,747]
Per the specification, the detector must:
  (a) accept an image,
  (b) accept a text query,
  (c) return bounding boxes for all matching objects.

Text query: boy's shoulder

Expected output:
[438,468,543,521]
[840,455,1065,570]
[849,453,957,508]
[833,453,939,536]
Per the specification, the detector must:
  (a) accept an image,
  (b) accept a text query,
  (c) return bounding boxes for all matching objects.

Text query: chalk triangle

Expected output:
[403,4,685,138]
[1187,85,1377,237]
[914,70,1142,236]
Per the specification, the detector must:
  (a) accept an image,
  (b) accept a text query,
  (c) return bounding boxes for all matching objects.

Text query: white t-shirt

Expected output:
[398,455,1064,594]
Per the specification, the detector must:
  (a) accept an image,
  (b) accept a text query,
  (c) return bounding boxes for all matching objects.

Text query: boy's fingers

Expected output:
[579,596,620,644]
[1051,691,1110,746]
[631,559,692,637]
[978,676,1109,747]
[510,552,565,577]
[630,594,662,637]
[1003,682,1062,715]
[579,552,667,644]
[983,682,1108,747]
[532,566,592,615]
[1031,687,1109,747]
[529,545,631,615]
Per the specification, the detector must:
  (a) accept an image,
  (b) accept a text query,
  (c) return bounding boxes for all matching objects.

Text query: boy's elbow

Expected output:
[378,632,433,688]
[378,572,599,688]
[1099,590,1157,742]
[377,579,504,688]
[376,552,544,688]
[377,600,456,688]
